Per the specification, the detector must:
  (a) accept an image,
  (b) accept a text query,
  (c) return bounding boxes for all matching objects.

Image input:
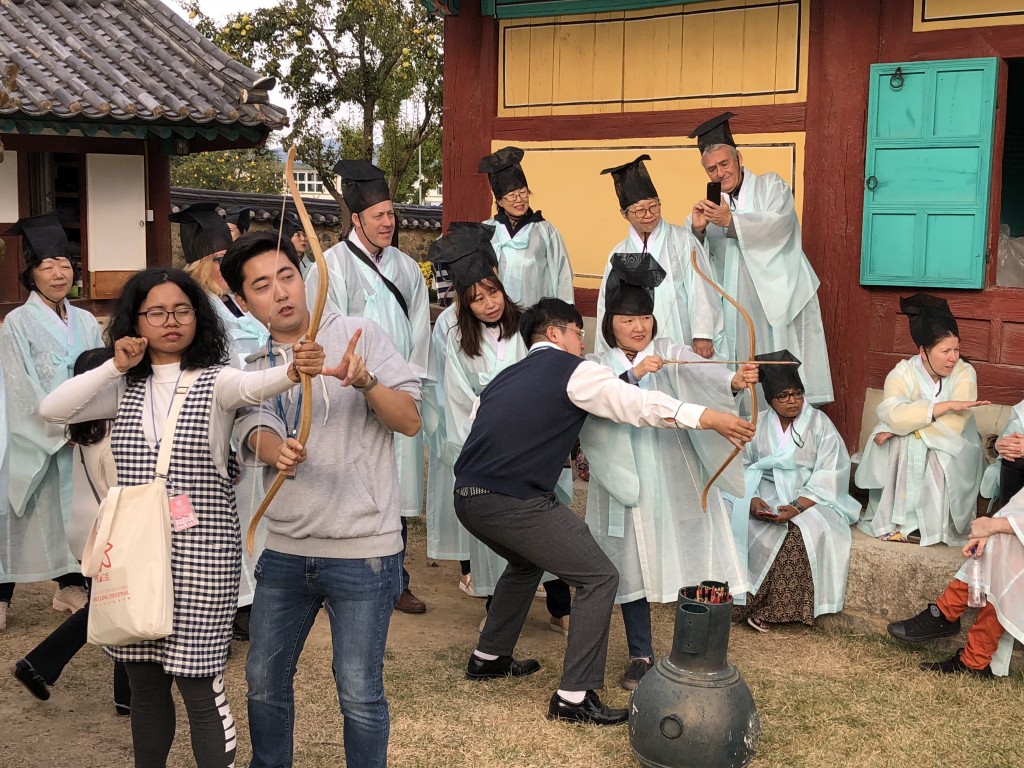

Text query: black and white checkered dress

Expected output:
[106,366,241,677]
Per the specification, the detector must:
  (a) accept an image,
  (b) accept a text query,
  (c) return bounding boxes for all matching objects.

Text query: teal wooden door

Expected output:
[861,57,998,288]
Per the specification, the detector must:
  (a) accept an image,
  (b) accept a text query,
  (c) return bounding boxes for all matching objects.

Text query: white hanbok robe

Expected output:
[305,231,430,516]
[581,338,747,603]
[855,357,983,546]
[0,294,102,583]
[595,222,724,356]
[980,399,1024,500]
[691,170,833,404]
[210,293,271,608]
[729,403,861,616]
[484,215,574,308]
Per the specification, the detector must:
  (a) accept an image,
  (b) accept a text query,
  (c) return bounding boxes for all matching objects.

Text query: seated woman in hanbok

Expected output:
[425,226,573,635]
[581,251,755,691]
[855,294,987,546]
[980,398,1024,512]
[729,351,861,633]
[888,490,1024,678]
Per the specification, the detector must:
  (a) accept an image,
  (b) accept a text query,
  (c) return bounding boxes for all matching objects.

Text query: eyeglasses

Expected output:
[138,307,196,326]
[502,189,530,203]
[626,200,661,219]
[773,389,805,403]
[554,325,586,341]
[212,257,224,264]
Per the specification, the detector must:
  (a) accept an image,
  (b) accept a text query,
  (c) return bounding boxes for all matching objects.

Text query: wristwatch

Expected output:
[357,373,379,394]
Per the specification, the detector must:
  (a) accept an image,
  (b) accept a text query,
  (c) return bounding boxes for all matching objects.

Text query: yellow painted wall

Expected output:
[914,0,1024,30]
[492,133,805,289]
[497,0,809,117]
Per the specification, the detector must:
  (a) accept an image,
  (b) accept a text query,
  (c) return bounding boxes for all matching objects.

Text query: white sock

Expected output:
[473,650,499,661]
[556,689,586,704]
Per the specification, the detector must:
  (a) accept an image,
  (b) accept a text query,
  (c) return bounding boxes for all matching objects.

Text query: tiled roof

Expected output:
[170,187,443,231]
[0,0,287,131]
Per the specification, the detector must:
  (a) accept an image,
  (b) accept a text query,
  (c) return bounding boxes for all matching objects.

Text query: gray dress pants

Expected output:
[455,491,619,691]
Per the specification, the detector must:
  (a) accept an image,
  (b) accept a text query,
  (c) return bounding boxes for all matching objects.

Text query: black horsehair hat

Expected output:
[755,349,804,402]
[168,202,232,264]
[478,147,529,199]
[225,205,253,235]
[689,112,737,155]
[898,293,959,347]
[4,211,69,265]
[429,223,499,296]
[334,159,391,214]
[271,210,303,239]
[600,155,660,211]
[604,251,666,316]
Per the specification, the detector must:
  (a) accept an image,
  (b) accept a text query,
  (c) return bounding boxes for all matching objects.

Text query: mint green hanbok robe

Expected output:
[689,169,833,405]
[855,357,983,547]
[595,222,724,356]
[981,399,1024,500]
[729,404,860,616]
[210,293,270,608]
[485,216,574,308]
[306,232,430,516]
[581,338,747,603]
[0,293,102,583]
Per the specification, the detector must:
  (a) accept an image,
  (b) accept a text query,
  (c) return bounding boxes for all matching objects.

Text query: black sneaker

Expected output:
[465,653,540,681]
[13,659,50,701]
[919,648,994,679]
[620,657,653,691]
[887,604,960,643]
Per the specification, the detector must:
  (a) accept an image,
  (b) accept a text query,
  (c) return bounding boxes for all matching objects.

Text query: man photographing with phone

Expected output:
[688,112,835,405]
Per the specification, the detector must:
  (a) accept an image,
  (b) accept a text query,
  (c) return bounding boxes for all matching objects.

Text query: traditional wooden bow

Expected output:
[246,145,330,553]
[690,246,758,512]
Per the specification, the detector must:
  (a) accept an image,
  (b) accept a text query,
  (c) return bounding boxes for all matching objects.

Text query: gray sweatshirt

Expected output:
[235,313,421,559]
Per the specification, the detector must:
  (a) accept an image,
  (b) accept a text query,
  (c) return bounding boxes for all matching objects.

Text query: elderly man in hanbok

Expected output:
[688,113,833,405]
[306,159,431,614]
[888,492,1024,678]
[0,213,103,628]
[729,351,860,633]
[980,398,1024,511]
[855,294,987,547]
[581,251,752,691]
[595,155,723,359]
[170,203,270,640]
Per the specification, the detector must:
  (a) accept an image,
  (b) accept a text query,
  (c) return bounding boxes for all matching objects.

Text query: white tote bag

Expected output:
[81,371,200,646]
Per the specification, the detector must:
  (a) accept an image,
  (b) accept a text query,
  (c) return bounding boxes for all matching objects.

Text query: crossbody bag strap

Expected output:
[345,239,410,319]
[153,369,203,480]
[78,447,104,505]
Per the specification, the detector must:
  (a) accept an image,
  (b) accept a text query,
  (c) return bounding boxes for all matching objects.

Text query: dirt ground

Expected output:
[3,512,1023,768]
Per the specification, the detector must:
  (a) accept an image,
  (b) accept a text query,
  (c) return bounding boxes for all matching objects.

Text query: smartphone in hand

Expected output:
[707,181,722,206]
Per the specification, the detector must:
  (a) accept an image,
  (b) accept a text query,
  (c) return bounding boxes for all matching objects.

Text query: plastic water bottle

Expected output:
[966,548,986,608]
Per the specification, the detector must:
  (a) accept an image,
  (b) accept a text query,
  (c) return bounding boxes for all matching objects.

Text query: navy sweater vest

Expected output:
[454,347,586,499]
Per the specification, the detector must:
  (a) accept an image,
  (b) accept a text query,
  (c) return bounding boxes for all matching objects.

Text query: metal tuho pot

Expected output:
[629,581,760,768]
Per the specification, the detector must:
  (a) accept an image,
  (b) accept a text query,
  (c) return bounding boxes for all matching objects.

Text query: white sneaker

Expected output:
[0,601,7,631]
[53,585,88,613]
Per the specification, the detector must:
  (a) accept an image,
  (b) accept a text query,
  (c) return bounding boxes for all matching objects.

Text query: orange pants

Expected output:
[936,580,1005,670]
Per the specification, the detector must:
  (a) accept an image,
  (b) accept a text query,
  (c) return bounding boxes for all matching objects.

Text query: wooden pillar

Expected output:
[145,139,171,268]
[442,6,498,231]
[801,0,883,450]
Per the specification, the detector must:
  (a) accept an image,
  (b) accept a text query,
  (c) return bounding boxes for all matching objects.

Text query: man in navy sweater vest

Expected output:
[454,298,755,725]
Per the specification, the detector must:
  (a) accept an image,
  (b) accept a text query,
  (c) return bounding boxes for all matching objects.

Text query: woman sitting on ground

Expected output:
[729,351,861,633]
[855,293,987,547]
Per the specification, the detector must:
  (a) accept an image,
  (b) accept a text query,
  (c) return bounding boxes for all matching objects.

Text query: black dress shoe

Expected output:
[465,653,540,681]
[13,659,50,701]
[547,690,629,725]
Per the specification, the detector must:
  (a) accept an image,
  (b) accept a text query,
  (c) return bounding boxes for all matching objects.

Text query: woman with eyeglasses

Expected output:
[856,294,987,547]
[580,252,754,690]
[729,350,860,634]
[0,212,103,632]
[425,226,574,634]
[472,146,574,309]
[39,267,324,768]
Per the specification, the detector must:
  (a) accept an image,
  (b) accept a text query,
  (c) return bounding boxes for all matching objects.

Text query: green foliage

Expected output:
[183,0,443,208]
[170,148,284,194]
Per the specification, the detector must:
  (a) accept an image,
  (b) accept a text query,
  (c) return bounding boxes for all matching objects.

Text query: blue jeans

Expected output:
[246,549,402,768]
[621,598,654,659]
